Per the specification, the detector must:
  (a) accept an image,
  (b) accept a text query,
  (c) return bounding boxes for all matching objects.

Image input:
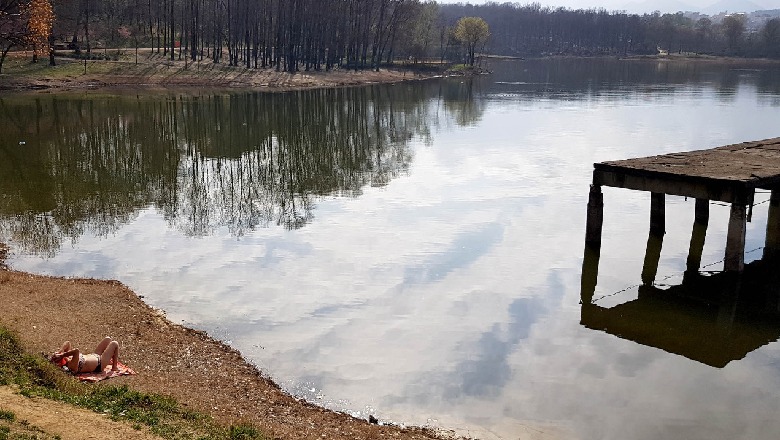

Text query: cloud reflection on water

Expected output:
[4,59,780,439]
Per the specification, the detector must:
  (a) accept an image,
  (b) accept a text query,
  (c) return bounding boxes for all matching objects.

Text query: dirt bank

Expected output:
[0,386,163,440]
[0,263,456,440]
[0,51,447,93]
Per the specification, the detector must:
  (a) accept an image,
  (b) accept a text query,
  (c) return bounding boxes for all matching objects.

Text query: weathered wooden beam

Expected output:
[640,192,666,285]
[694,197,710,223]
[725,203,748,272]
[593,169,753,204]
[764,189,780,260]
[650,192,665,235]
[686,198,709,273]
[585,184,603,249]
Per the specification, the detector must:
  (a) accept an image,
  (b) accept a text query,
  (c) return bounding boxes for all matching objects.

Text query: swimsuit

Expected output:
[77,354,86,373]
[75,353,103,373]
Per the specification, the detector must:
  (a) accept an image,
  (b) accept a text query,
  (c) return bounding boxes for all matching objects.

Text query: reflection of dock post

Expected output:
[641,193,665,285]
[686,198,710,275]
[581,247,600,305]
[582,184,603,306]
[716,273,741,333]
[725,201,748,272]
[585,184,604,249]
[764,189,780,260]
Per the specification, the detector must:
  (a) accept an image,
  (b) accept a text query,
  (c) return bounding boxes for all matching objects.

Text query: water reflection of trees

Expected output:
[438,79,486,127]
[0,84,442,255]
[0,97,180,256]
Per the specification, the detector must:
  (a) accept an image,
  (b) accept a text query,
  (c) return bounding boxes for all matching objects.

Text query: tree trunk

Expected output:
[170,0,175,61]
[85,0,91,54]
[49,34,56,66]
[0,44,14,74]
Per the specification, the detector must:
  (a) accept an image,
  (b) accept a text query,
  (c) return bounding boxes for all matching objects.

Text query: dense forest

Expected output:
[440,3,780,58]
[2,0,780,73]
[51,0,443,71]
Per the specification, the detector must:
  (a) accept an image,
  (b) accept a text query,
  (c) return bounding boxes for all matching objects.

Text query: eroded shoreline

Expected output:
[0,253,457,440]
[0,52,449,94]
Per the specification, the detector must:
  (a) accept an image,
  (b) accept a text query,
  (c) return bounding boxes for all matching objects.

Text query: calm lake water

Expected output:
[3,58,780,440]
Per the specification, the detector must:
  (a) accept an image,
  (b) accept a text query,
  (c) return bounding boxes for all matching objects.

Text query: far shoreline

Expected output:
[3,51,779,95]
[0,50,453,94]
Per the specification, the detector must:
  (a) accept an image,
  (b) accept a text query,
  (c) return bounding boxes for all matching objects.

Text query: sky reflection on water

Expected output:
[3,59,780,439]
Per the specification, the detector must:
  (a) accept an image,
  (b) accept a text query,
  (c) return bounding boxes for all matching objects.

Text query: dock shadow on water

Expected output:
[582,249,780,368]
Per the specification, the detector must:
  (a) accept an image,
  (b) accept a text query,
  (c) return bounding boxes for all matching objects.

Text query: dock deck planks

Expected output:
[593,137,780,203]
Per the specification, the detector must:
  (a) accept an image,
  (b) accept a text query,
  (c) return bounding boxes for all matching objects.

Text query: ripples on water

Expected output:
[3,58,780,440]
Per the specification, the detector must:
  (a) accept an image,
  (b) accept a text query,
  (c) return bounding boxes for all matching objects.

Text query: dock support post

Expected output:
[725,202,747,272]
[641,193,665,285]
[686,198,710,275]
[649,192,665,235]
[585,184,603,249]
[764,190,780,260]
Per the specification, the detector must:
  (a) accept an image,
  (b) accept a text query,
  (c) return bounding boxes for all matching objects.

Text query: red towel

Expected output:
[75,361,136,383]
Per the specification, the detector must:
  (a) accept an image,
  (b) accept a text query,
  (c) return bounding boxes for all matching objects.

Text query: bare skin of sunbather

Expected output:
[50,337,119,374]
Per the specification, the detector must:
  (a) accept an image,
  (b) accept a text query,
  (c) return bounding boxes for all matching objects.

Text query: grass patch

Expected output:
[0,410,58,440]
[1,51,160,80]
[0,55,94,79]
[228,424,262,440]
[447,63,471,72]
[0,410,14,422]
[0,325,266,440]
[398,62,450,74]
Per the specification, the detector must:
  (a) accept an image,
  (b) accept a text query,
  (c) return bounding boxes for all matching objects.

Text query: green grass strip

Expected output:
[0,325,265,440]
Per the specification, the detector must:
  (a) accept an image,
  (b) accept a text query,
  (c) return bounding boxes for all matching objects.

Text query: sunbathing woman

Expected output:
[50,337,120,374]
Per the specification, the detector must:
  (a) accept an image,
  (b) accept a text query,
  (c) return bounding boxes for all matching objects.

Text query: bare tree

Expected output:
[762,18,780,58]
[721,14,746,55]
[0,0,26,72]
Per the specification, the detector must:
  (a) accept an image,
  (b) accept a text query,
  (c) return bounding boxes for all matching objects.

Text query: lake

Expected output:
[2,58,780,440]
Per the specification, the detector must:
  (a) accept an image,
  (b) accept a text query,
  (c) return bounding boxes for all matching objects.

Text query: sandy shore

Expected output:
[0,262,457,440]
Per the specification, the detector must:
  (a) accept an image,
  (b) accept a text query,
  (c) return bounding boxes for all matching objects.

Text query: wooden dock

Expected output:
[585,137,780,275]
[580,137,780,367]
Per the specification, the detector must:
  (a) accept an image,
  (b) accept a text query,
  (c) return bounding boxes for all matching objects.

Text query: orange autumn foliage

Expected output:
[24,0,53,57]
